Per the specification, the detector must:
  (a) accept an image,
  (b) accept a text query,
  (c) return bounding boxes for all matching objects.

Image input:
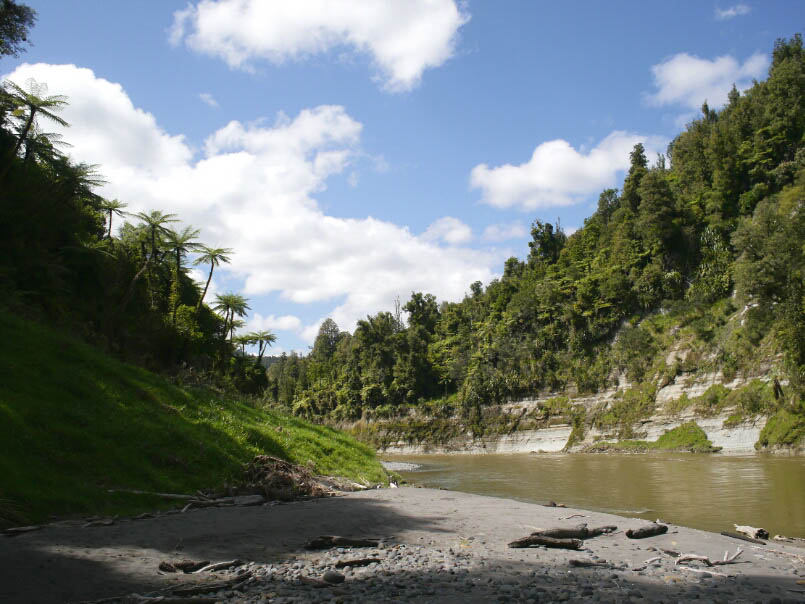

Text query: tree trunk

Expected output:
[0,109,35,180]
[118,259,151,316]
[196,265,214,312]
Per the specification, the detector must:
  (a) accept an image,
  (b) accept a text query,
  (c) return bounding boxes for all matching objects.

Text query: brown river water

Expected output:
[383,452,805,538]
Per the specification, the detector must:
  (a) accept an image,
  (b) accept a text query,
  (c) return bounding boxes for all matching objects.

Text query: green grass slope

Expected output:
[0,312,386,527]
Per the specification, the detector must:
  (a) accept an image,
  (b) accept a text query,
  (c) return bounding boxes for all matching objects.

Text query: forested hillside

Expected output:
[1,10,803,445]
[0,74,271,393]
[265,35,805,430]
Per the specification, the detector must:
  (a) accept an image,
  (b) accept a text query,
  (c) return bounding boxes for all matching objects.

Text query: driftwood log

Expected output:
[1,525,41,537]
[535,523,617,540]
[304,535,380,550]
[721,531,766,544]
[106,488,199,500]
[734,524,769,540]
[192,559,243,573]
[334,557,381,569]
[159,559,210,573]
[625,523,668,539]
[508,535,583,549]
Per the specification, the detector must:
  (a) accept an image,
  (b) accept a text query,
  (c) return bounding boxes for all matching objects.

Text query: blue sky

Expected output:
[2,1,800,353]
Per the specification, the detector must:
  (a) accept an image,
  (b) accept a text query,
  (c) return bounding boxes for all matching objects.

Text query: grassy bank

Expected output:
[0,312,386,528]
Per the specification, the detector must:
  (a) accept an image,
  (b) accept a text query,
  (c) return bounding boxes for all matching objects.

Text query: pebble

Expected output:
[145,539,800,603]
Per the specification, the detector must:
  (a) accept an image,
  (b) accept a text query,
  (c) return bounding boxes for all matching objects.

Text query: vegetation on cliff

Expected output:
[264,35,805,449]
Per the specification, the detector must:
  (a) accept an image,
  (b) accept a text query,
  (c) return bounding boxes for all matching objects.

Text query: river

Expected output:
[383,452,805,538]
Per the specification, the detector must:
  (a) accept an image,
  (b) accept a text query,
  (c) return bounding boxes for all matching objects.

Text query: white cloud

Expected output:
[646,52,768,110]
[248,313,302,332]
[4,63,500,342]
[169,0,470,92]
[422,216,472,245]
[481,222,527,243]
[715,4,751,20]
[199,92,218,107]
[470,131,667,211]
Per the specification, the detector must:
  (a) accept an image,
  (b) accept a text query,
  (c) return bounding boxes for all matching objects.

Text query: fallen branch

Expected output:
[734,524,769,540]
[721,531,765,545]
[82,518,115,528]
[538,523,617,540]
[192,559,243,573]
[304,535,380,550]
[676,548,742,567]
[508,535,583,549]
[334,557,380,569]
[560,514,586,520]
[159,559,210,573]
[625,523,667,539]
[630,556,663,572]
[107,488,197,500]
[2,525,41,536]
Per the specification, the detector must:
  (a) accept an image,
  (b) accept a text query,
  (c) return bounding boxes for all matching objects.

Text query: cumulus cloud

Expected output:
[248,313,303,332]
[481,222,527,243]
[646,51,768,110]
[4,63,499,341]
[199,92,218,107]
[422,216,472,245]
[715,4,751,20]
[169,0,469,92]
[470,131,667,211]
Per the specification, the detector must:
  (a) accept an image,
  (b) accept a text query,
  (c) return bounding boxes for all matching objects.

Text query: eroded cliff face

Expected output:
[378,369,798,455]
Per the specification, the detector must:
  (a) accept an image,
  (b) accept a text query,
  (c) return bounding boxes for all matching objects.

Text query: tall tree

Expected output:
[621,143,648,212]
[213,292,250,343]
[20,123,69,165]
[311,318,341,361]
[118,210,178,314]
[165,225,201,323]
[192,245,232,312]
[528,220,566,265]
[99,199,127,239]
[0,0,36,57]
[1,78,68,176]
[249,330,277,365]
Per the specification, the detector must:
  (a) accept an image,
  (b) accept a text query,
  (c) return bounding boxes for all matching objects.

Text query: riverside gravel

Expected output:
[1,488,803,603]
[158,540,805,603]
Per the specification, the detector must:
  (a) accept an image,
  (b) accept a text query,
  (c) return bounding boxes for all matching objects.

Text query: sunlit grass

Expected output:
[0,312,386,527]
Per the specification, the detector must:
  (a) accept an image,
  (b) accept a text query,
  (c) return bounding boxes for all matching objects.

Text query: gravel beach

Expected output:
[1,487,803,603]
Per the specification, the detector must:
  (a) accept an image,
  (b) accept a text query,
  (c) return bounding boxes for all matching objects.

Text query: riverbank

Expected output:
[3,488,803,603]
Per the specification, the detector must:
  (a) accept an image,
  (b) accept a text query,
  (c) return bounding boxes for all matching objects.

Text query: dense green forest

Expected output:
[1,3,803,441]
[264,35,805,429]
[0,4,389,525]
[0,12,274,393]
